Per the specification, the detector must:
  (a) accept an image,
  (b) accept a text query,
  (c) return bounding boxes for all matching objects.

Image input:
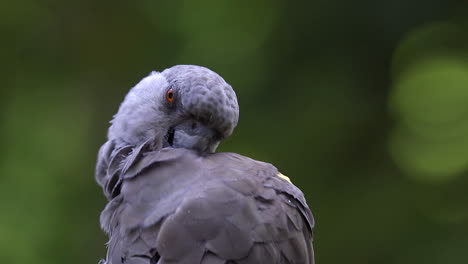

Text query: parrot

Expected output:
[95,65,315,264]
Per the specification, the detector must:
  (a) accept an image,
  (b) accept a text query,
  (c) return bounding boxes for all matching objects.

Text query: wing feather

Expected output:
[99,149,314,264]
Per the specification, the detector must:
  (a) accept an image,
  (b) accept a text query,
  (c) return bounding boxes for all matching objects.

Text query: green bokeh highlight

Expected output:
[390,22,468,182]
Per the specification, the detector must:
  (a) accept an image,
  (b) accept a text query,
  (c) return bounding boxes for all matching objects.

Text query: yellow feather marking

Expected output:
[277,172,291,183]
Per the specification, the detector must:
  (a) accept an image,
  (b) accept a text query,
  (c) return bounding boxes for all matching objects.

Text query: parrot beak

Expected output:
[164,119,221,153]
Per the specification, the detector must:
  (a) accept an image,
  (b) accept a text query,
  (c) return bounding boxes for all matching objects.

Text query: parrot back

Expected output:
[99,148,314,264]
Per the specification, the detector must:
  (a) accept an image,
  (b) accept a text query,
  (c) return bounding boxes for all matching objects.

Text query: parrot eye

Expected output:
[165,89,175,103]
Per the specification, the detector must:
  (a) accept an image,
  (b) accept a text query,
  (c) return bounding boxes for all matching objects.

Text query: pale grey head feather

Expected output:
[107,65,239,150]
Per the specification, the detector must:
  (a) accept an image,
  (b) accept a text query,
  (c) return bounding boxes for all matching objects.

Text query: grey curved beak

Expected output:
[166,119,221,153]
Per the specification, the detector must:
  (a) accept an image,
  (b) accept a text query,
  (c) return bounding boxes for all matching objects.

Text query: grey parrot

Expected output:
[96,65,315,264]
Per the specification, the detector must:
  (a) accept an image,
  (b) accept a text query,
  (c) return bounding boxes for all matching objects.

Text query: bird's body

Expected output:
[96,65,315,264]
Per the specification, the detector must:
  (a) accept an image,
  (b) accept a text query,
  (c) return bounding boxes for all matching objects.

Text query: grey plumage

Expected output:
[96,65,315,264]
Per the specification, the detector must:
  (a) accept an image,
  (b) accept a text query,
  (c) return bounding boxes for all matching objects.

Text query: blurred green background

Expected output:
[1,0,468,263]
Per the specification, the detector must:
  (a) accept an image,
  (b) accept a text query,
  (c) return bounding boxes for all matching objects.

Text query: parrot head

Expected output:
[108,65,239,153]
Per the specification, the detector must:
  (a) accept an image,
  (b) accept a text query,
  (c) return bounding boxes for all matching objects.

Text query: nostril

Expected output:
[191,122,197,130]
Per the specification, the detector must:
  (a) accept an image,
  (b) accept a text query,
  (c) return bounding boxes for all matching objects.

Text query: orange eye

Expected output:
[166,88,174,103]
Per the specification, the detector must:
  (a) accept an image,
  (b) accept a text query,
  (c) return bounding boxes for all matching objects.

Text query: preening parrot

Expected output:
[95,65,315,264]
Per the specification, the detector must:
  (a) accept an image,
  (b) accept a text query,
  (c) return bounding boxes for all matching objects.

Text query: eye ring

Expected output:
[166,88,175,103]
